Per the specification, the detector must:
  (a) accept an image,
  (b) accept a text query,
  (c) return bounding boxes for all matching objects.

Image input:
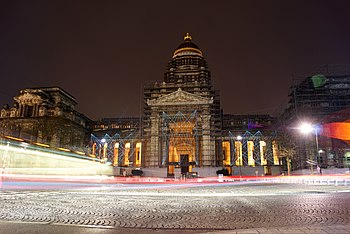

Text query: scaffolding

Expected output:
[90,131,139,165]
[228,130,278,166]
[160,111,199,167]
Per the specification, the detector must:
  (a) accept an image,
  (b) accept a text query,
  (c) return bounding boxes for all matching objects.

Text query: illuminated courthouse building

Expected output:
[91,34,281,177]
[1,34,283,177]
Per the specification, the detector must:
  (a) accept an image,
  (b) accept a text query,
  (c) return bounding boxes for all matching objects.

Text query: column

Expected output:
[201,114,213,166]
[149,114,159,167]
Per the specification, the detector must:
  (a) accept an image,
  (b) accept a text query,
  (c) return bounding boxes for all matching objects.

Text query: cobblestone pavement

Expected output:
[0,183,349,232]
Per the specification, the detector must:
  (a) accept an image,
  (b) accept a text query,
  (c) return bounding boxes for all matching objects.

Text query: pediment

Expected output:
[14,93,43,105]
[147,88,213,106]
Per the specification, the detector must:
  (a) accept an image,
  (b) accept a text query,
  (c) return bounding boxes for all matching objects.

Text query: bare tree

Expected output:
[277,132,297,176]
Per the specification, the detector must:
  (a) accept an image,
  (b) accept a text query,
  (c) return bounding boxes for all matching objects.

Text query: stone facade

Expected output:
[0,87,91,151]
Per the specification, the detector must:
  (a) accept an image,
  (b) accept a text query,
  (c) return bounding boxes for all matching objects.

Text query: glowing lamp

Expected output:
[299,123,314,134]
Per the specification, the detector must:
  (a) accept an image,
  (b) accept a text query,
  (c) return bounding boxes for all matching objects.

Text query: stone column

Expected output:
[130,141,136,166]
[160,130,169,167]
[201,113,213,166]
[230,139,235,166]
[18,104,23,117]
[148,113,159,167]
[33,104,37,117]
[51,133,60,148]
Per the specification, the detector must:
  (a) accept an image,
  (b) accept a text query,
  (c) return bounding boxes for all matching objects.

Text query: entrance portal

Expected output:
[162,111,199,178]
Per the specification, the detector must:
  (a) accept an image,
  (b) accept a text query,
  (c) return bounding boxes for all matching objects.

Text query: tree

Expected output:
[277,132,297,176]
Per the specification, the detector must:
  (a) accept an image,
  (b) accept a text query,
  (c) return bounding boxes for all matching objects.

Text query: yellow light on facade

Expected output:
[4,136,24,142]
[260,141,267,165]
[222,141,230,166]
[272,140,279,165]
[235,141,243,166]
[57,147,71,152]
[35,142,50,148]
[247,141,255,166]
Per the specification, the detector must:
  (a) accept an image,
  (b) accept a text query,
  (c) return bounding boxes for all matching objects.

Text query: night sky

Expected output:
[1,0,350,120]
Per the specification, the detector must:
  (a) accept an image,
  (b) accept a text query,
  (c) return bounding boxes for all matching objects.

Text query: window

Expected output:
[24,106,33,117]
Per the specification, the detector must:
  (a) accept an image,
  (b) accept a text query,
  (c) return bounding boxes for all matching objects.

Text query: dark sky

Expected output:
[1,0,350,120]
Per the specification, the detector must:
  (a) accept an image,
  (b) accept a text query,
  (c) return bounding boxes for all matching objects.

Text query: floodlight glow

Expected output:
[237,136,242,141]
[299,123,314,134]
[101,139,106,143]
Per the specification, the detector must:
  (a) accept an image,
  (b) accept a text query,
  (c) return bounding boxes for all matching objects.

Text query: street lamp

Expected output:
[236,135,242,178]
[299,123,314,134]
[298,122,321,175]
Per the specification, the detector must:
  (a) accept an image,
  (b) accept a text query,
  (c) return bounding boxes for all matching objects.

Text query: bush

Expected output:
[187,172,198,178]
[216,168,229,176]
[131,169,143,176]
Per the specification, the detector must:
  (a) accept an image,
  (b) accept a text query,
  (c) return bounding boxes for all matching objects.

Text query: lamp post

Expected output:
[237,135,242,179]
[298,122,320,175]
[315,129,321,169]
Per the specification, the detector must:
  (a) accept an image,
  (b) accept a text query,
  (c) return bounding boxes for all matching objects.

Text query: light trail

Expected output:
[0,140,113,176]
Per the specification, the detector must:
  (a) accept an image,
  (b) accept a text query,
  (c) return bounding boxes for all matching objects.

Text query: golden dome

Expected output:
[173,33,203,57]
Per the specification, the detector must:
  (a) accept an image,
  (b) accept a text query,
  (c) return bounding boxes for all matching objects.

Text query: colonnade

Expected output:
[222,139,280,167]
[91,141,142,167]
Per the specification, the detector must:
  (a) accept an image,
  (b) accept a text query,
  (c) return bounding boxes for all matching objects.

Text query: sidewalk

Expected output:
[0,221,349,234]
[209,225,350,234]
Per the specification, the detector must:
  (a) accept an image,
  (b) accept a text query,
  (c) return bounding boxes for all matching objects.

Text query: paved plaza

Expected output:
[0,181,350,233]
